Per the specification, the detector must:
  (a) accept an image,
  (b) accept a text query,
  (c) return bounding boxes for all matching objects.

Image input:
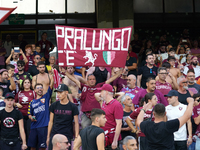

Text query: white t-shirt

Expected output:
[183,65,200,78]
[166,103,187,141]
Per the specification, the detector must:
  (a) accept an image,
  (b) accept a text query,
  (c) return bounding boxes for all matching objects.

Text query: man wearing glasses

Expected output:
[52,134,70,150]
[28,54,48,77]
[156,67,178,101]
[177,76,193,105]
[27,77,54,150]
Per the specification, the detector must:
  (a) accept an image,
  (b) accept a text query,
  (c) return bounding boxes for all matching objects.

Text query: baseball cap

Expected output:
[0,69,7,74]
[164,90,179,97]
[55,84,69,92]
[97,84,114,93]
[5,92,15,99]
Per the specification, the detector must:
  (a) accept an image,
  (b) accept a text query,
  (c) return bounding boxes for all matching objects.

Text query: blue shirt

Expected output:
[28,87,52,129]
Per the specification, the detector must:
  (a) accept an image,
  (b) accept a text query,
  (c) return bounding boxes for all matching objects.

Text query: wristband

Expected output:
[141,109,146,113]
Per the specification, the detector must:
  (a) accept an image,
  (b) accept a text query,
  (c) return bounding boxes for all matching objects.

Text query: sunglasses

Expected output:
[195,98,200,102]
[182,81,189,84]
[36,87,43,89]
[60,141,69,145]
[17,65,24,67]
[35,57,41,59]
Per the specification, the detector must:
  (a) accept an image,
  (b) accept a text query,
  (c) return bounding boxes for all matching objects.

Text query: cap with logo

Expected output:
[164,90,179,97]
[55,84,69,92]
[96,84,114,93]
[5,92,15,99]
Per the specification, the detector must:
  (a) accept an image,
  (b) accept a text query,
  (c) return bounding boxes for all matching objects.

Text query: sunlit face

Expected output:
[187,72,195,83]
[158,70,167,81]
[35,85,43,96]
[123,96,133,107]
[169,59,175,67]
[180,78,188,89]
[98,114,107,127]
[150,95,158,106]
[194,97,200,106]
[25,47,32,55]
[57,91,68,101]
[127,76,136,88]
[146,55,154,65]
[167,96,178,106]
[49,56,55,64]
[67,67,75,75]
[8,68,15,77]
[147,80,156,92]
[1,71,8,83]
[37,64,45,74]
[87,75,96,87]
[123,139,138,150]
[23,79,31,89]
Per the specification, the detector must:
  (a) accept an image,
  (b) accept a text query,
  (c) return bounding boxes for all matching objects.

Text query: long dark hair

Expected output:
[144,93,155,103]
[20,78,33,91]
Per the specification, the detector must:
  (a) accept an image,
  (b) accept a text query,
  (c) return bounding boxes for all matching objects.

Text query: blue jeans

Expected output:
[188,141,195,150]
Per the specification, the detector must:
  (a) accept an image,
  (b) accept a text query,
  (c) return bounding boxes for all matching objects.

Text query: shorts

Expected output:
[28,126,47,148]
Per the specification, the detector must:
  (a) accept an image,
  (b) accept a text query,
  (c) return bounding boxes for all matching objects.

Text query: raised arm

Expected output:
[65,71,81,88]
[6,49,14,64]
[105,69,122,84]
[178,97,194,128]
[86,67,95,79]
[20,49,28,64]
[168,73,178,90]
[8,71,16,91]
[94,93,103,107]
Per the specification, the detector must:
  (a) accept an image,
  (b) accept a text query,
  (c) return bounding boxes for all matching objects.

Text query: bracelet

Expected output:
[141,109,146,113]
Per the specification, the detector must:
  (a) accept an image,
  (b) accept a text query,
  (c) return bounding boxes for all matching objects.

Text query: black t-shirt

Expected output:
[0,108,23,139]
[138,65,158,89]
[28,65,48,77]
[80,125,104,150]
[93,67,108,85]
[126,57,137,76]
[0,81,11,96]
[49,101,79,139]
[14,72,32,81]
[140,119,180,150]
[121,110,135,139]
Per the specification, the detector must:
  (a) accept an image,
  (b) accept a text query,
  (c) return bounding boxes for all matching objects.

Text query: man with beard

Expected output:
[14,60,32,87]
[177,76,193,105]
[62,66,87,100]
[52,134,71,150]
[178,64,185,77]
[0,69,16,96]
[133,77,168,107]
[6,49,28,74]
[28,78,54,150]
[121,74,142,108]
[28,55,48,77]
[184,56,200,80]
[122,136,137,150]
[137,54,158,89]
[187,69,200,94]
[32,61,52,94]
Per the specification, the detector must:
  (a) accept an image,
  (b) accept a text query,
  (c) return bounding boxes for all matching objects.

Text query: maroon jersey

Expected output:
[156,81,172,101]
[192,104,200,135]
[129,107,154,137]
[20,55,34,72]
[15,90,35,116]
[79,82,104,112]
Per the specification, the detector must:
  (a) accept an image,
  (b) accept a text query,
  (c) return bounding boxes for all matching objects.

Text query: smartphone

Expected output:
[182,39,187,42]
[14,47,20,53]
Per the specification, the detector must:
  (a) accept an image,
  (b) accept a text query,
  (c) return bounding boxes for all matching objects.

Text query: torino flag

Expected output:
[0,7,17,24]
[55,25,132,67]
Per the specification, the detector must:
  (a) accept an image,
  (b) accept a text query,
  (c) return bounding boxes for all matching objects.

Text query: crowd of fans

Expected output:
[0,29,200,150]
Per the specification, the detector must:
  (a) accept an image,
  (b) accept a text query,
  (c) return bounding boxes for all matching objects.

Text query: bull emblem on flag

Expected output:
[103,51,116,65]
[83,51,98,66]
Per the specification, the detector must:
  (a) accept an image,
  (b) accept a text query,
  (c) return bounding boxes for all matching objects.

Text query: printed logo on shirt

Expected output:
[82,87,87,92]
[3,117,15,128]
[22,96,29,104]
[40,98,45,104]
[29,92,32,96]
[179,107,183,111]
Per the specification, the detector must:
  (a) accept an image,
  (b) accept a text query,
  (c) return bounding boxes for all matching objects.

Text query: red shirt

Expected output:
[36,40,53,59]
[79,82,104,112]
[101,99,123,131]
[20,55,34,72]
[129,52,138,60]
[129,107,154,137]
[192,104,200,135]
[15,90,35,116]
[156,81,172,101]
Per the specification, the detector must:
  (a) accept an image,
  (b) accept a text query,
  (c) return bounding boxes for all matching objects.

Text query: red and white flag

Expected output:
[0,7,17,24]
[55,25,132,68]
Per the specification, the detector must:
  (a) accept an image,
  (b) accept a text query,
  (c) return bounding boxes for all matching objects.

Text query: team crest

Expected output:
[135,90,138,93]
[179,107,183,111]
[83,51,98,66]
[103,51,116,65]
[41,98,45,104]
[29,93,32,96]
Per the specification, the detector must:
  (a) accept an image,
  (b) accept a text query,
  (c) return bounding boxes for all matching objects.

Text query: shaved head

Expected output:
[52,134,70,150]
[127,75,136,89]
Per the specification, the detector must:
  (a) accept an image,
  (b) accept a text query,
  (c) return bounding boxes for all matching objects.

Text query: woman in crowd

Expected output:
[15,78,35,147]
